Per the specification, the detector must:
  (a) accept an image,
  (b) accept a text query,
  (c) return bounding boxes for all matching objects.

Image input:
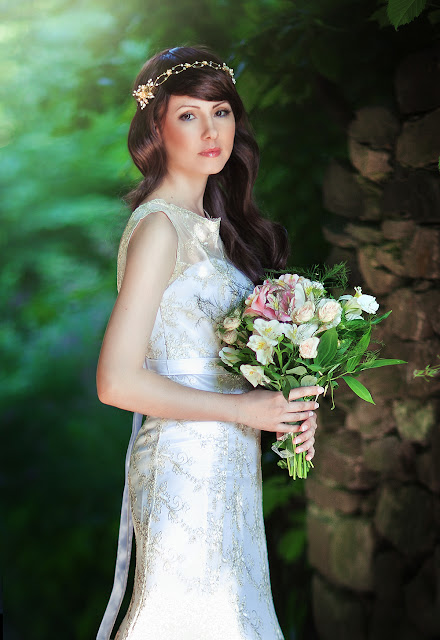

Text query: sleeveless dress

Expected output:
[97,199,284,640]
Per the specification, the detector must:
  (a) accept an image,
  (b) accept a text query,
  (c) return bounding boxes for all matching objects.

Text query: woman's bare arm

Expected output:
[96,211,242,423]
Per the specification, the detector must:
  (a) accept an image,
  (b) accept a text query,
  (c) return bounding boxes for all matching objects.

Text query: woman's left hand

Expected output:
[276,411,318,462]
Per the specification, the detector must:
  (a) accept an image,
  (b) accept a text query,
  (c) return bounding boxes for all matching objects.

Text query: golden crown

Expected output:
[132,60,236,109]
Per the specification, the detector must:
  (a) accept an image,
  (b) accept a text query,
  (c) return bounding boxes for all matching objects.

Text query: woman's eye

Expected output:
[179,112,195,121]
[216,108,231,117]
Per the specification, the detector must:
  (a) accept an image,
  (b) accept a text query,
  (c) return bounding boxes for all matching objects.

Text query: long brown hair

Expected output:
[125,45,289,284]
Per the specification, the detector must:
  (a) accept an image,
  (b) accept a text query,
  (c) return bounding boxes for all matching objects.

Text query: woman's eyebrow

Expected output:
[174,101,228,112]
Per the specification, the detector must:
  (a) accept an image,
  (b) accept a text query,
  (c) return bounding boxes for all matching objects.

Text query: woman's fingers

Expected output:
[288,385,324,401]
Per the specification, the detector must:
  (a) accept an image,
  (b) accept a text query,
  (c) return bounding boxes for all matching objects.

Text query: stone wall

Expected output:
[307,44,440,640]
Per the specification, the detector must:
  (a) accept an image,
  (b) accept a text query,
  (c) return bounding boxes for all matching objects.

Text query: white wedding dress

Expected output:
[97,199,284,640]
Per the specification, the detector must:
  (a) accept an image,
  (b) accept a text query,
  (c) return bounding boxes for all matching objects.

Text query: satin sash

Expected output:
[96,356,227,640]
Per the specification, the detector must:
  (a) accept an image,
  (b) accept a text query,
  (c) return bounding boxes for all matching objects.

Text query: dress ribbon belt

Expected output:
[96,356,228,639]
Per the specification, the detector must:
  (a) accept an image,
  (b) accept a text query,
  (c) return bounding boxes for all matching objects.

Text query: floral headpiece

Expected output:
[132,60,236,109]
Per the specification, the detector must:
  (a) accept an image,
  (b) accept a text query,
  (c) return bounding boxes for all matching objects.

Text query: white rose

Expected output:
[357,294,379,314]
[219,346,241,365]
[223,329,238,344]
[240,364,271,387]
[293,300,315,323]
[299,336,320,359]
[223,315,241,330]
[317,299,342,324]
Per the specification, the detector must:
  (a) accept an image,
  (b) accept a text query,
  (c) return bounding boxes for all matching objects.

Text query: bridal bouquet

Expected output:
[216,264,405,480]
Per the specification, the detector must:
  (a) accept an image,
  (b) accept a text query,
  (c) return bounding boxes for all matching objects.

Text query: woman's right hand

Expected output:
[237,385,324,434]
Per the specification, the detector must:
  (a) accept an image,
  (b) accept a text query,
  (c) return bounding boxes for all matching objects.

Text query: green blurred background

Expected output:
[1,1,436,638]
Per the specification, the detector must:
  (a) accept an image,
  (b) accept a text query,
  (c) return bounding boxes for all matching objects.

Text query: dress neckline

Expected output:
[138,198,221,226]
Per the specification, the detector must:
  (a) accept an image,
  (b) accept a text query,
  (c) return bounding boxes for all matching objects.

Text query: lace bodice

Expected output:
[116,198,254,362]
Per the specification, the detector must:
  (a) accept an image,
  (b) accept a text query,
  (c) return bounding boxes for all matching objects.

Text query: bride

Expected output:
[96,44,322,640]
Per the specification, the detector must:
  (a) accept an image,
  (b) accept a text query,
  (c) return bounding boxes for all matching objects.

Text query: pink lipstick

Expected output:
[199,147,221,157]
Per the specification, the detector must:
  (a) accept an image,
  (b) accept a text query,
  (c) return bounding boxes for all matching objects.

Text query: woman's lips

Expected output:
[199,147,221,157]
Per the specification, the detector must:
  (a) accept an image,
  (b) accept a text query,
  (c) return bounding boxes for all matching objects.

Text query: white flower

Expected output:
[357,294,379,314]
[240,364,271,387]
[253,318,284,341]
[339,294,363,320]
[317,299,342,324]
[281,323,298,342]
[293,300,316,323]
[219,346,241,365]
[223,329,238,344]
[294,322,319,345]
[223,315,241,330]
[299,337,320,359]
[247,334,277,365]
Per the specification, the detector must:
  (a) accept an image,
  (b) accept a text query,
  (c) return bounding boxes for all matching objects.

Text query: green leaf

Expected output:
[357,358,407,370]
[371,310,392,325]
[286,375,300,388]
[342,375,375,404]
[285,366,307,375]
[315,328,338,367]
[346,355,361,372]
[387,0,426,30]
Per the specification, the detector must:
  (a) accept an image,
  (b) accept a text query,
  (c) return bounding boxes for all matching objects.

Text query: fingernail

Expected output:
[309,411,314,417]
[318,387,324,393]
[314,402,319,409]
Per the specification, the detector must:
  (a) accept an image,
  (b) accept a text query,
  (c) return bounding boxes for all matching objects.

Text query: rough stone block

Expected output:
[312,574,368,640]
[356,365,404,404]
[381,219,416,241]
[405,551,440,636]
[417,451,440,494]
[374,484,435,556]
[348,138,393,182]
[345,399,395,440]
[402,227,440,279]
[373,550,405,601]
[375,243,406,277]
[348,106,400,149]
[362,436,402,475]
[381,172,440,223]
[330,516,375,591]
[313,431,378,490]
[392,398,437,443]
[305,476,362,514]
[396,108,440,168]
[307,506,337,582]
[346,222,383,245]
[387,288,434,341]
[358,245,404,295]
[323,160,382,221]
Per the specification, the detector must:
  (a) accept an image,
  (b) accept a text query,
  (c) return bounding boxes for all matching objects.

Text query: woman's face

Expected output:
[158,94,236,177]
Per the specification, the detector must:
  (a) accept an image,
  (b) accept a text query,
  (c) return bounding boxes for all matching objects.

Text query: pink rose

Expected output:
[299,336,320,359]
[293,301,315,323]
[317,299,342,324]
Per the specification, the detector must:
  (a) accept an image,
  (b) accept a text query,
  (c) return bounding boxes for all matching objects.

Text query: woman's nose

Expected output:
[202,118,219,139]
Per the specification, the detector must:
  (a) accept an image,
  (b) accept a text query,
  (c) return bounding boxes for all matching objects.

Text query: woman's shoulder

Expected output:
[116,200,178,292]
